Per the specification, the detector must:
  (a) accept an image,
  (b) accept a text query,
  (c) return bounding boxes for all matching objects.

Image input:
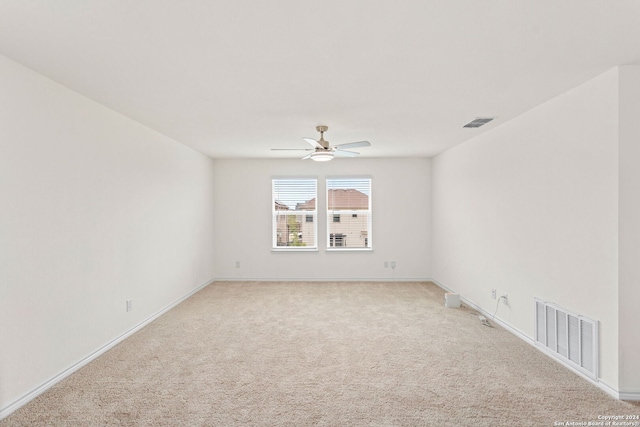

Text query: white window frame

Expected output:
[326,177,372,251]
[272,178,318,251]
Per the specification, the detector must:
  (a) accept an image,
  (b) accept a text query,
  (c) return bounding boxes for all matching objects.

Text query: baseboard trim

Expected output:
[619,391,640,401]
[212,277,431,282]
[0,278,215,422]
[429,278,625,402]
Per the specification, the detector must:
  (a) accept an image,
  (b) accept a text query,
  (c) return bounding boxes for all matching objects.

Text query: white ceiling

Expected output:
[1,1,640,159]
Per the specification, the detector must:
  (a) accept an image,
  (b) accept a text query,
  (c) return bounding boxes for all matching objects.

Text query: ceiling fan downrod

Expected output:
[316,125,329,149]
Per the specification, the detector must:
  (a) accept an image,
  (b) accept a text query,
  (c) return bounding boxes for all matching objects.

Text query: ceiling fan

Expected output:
[271,125,371,161]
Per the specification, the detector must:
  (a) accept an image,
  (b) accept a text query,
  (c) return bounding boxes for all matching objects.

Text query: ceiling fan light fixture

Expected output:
[310,151,334,162]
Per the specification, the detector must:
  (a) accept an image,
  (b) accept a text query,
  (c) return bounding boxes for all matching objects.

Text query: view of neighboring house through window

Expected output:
[272,179,317,249]
[326,178,372,249]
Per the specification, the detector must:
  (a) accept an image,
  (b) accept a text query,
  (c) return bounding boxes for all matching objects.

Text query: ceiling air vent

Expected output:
[463,117,494,128]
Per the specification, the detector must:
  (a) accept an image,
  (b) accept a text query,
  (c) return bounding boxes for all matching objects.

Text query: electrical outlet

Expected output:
[491,289,496,299]
[384,261,389,268]
[126,299,133,312]
[390,261,396,269]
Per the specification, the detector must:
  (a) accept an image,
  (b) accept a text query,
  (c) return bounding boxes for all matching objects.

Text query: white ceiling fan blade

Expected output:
[271,148,313,151]
[303,137,323,149]
[333,140,370,150]
[334,149,360,157]
[301,152,313,160]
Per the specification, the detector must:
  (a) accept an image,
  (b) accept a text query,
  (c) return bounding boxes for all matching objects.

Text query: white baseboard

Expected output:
[0,278,215,421]
[428,278,627,402]
[619,391,640,401]
[212,277,431,282]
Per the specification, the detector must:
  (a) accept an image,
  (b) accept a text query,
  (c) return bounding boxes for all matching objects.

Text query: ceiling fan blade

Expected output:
[271,148,313,151]
[301,153,313,160]
[334,149,360,157]
[303,137,323,149]
[334,140,371,150]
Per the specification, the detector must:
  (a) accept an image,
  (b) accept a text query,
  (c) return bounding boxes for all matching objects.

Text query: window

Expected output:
[272,179,317,249]
[326,178,372,250]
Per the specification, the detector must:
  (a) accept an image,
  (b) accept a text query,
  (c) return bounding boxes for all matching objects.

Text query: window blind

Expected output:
[326,178,372,249]
[272,179,317,249]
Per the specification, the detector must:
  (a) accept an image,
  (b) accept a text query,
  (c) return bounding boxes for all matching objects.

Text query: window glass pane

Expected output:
[326,178,372,249]
[272,179,317,249]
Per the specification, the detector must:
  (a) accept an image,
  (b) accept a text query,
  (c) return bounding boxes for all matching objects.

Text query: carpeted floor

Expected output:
[2,281,638,426]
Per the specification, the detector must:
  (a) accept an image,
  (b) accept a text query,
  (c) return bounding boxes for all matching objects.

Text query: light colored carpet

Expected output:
[2,281,638,426]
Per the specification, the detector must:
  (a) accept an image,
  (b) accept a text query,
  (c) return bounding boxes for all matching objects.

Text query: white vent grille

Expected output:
[534,298,598,380]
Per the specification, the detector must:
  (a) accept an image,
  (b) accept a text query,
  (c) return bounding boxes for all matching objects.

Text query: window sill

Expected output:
[325,248,374,253]
[271,248,319,253]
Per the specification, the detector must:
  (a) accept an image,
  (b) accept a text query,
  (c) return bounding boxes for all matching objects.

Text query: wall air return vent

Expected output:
[463,117,494,128]
[534,298,598,380]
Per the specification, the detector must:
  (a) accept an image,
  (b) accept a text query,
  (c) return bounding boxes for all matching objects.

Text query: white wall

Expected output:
[213,158,431,281]
[431,70,620,389]
[0,54,216,413]
[618,65,640,394]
